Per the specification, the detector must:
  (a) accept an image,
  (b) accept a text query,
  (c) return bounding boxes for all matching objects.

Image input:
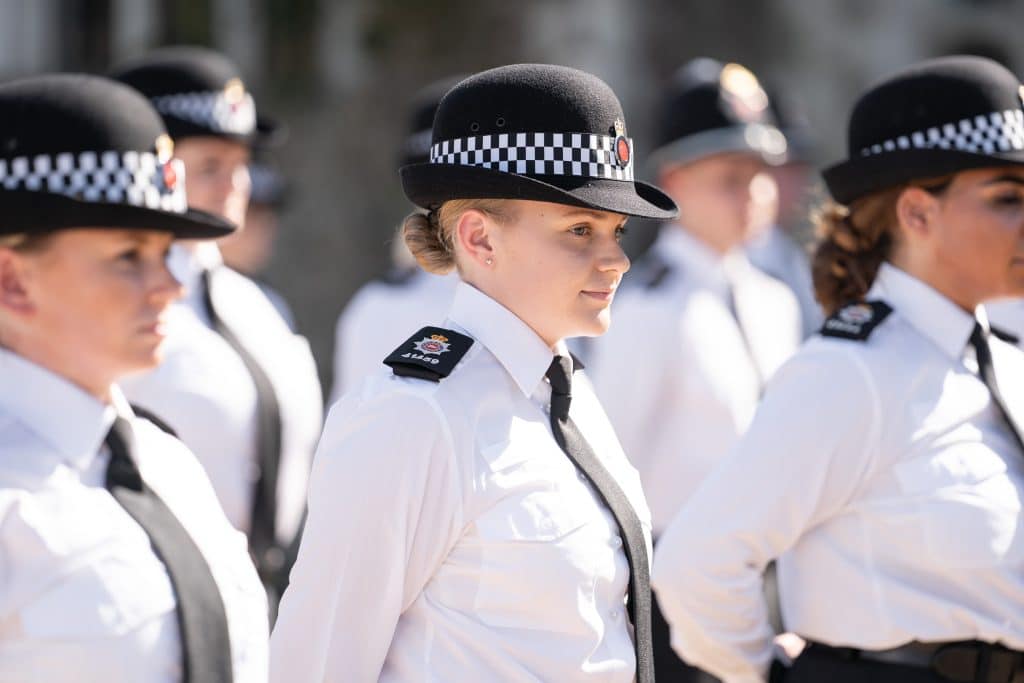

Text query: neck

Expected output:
[459,277,564,352]
[888,254,980,313]
[3,334,113,403]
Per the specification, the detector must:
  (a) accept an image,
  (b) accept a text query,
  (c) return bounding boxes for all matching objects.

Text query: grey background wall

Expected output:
[1,0,1020,390]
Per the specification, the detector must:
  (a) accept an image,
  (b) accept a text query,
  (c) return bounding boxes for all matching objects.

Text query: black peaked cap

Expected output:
[824,55,1024,204]
[651,57,787,167]
[111,45,281,145]
[401,63,677,220]
[0,73,234,238]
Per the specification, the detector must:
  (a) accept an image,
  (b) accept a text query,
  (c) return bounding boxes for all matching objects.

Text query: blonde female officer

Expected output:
[0,74,267,682]
[653,55,1024,683]
[271,64,677,682]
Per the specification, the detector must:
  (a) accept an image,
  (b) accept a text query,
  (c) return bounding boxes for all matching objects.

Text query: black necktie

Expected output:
[969,322,1024,455]
[546,356,654,683]
[105,417,233,683]
[201,268,285,587]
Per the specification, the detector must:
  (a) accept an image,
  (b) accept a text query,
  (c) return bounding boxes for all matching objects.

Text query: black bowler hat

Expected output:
[400,75,467,167]
[400,64,677,220]
[0,74,234,238]
[824,55,1024,204]
[110,46,281,145]
[650,58,788,169]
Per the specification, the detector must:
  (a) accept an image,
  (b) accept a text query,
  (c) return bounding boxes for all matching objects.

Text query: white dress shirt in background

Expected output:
[330,268,459,403]
[122,243,323,544]
[271,281,652,682]
[653,263,1024,682]
[589,226,802,535]
[0,348,268,682]
[745,224,823,337]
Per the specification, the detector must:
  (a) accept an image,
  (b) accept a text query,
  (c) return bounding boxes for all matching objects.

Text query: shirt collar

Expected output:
[0,348,123,470]
[653,224,748,292]
[868,262,978,360]
[446,281,558,398]
[168,241,223,309]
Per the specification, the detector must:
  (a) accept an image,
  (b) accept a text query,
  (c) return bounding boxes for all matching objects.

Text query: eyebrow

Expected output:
[558,208,629,224]
[982,174,1024,187]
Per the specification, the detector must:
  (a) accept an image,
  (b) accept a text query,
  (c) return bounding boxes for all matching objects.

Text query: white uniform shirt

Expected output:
[122,243,323,543]
[589,226,802,535]
[331,268,459,403]
[985,298,1024,341]
[0,349,268,682]
[271,281,653,683]
[652,263,1024,683]
[745,224,823,337]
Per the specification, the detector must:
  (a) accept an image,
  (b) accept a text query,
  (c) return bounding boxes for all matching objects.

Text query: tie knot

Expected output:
[105,417,143,492]
[546,355,574,396]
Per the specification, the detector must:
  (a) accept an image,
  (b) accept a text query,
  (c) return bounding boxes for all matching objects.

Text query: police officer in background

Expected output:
[588,57,802,680]
[746,86,823,336]
[111,46,323,609]
[654,55,1024,683]
[0,73,267,682]
[330,75,464,402]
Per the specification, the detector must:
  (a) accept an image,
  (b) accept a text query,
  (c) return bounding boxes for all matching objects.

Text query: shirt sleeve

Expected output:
[651,344,883,683]
[269,385,462,683]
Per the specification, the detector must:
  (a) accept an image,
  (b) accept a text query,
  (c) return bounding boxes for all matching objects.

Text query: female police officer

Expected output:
[271,64,677,682]
[0,74,267,681]
[653,55,1024,683]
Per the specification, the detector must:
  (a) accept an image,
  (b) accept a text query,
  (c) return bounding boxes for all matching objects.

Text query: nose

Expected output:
[150,259,185,307]
[598,237,630,276]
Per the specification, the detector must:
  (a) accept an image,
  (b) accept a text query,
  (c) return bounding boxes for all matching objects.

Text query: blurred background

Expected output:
[2,0,1021,388]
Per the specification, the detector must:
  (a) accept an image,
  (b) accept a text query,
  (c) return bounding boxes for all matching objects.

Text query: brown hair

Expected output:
[811,176,952,315]
[0,232,54,253]
[401,199,514,274]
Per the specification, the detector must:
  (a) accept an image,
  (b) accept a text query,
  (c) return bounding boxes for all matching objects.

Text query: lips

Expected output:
[580,288,616,302]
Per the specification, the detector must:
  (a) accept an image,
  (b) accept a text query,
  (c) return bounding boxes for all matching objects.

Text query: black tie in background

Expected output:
[105,417,233,683]
[201,268,285,591]
[970,321,1024,454]
[546,355,654,683]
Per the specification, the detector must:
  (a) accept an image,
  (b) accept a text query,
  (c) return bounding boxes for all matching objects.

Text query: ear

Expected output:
[895,187,940,241]
[0,248,36,317]
[453,208,496,268]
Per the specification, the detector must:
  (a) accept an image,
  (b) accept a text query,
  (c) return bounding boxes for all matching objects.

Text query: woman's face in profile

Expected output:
[2,228,183,395]
[483,199,630,347]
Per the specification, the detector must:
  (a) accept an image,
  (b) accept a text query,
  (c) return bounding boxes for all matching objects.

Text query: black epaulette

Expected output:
[819,300,893,341]
[991,325,1021,345]
[130,404,179,437]
[383,326,474,382]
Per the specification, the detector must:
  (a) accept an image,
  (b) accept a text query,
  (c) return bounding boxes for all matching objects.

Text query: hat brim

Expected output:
[648,124,789,171]
[400,162,678,220]
[823,148,1024,204]
[0,191,236,238]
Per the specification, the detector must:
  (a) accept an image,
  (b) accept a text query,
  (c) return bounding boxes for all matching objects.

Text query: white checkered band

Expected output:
[0,150,188,213]
[860,108,1024,157]
[430,132,635,181]
[151,90,257,136]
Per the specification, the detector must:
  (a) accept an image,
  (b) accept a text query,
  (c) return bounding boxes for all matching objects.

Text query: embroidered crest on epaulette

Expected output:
[819,300,893,341]
[383,326,474,382]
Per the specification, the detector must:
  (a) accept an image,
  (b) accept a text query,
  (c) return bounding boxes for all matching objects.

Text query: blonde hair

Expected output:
[811,176,952,315]
[402,199,514,274]
[0,232,53,253]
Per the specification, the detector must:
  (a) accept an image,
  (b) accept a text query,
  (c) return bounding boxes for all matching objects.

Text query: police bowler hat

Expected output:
[400,63,678,220]
[650,58,788,169]
[111,45,282,146]
[824,55,1024,204]
[0,73,234,238]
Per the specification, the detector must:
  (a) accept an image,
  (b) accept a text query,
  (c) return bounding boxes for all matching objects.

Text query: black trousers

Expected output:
[783,645,949,683]
[652,592,721,683]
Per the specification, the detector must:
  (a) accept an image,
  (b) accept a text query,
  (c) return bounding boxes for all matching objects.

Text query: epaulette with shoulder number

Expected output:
[383,326,474,382]
[819,300,893,341]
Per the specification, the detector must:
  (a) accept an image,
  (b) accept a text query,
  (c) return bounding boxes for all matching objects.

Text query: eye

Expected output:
[615,225,629,241]
[117,247,142,263]
[569,224,591,237]
[993,192,1024,207]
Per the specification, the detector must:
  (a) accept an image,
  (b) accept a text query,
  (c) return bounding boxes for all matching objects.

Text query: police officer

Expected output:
[111,47,323,605]
[587,57,802,680]
[330,75,463,402]
[0,74,267,682]
[271,64,677,682]
[654,55,1024,682]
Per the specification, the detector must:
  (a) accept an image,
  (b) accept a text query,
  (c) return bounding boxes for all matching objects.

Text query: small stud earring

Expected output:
[485,257,494,266]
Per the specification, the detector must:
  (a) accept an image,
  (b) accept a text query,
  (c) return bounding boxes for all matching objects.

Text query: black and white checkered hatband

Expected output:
[430,131,635,181]
[0,150,187,214]
[860,108,1024,157]
[151,89,257,137]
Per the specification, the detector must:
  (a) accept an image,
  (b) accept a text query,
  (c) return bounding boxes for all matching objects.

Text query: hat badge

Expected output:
[224,78,246,112]
[720,63,768,123]
[155,134,178,190]
[613,118,630,168]
[413,333,451,355]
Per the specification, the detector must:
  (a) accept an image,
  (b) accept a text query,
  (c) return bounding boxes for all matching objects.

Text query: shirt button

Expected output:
[610,536,623,549]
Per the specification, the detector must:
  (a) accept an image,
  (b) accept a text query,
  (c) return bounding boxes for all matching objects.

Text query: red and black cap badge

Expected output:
[614,118,630,168]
